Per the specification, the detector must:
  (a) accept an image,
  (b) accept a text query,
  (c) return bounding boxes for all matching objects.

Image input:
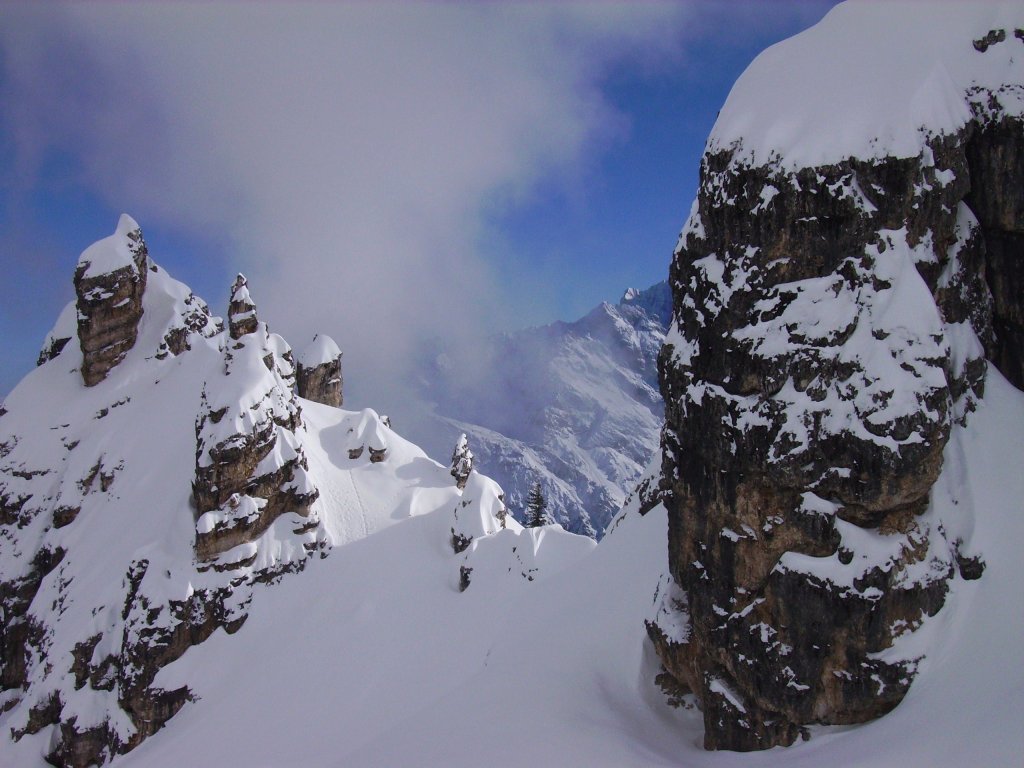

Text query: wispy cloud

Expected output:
[0,2,690,406]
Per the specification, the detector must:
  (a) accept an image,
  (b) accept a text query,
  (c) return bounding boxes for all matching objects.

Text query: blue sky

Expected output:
[0,1,837,403]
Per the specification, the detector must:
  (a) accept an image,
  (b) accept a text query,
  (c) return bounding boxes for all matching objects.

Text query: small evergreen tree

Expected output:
[450,433,474,490]
[525,481,550,528]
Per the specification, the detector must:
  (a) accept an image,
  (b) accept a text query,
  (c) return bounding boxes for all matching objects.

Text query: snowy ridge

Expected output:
[0,221,589,764]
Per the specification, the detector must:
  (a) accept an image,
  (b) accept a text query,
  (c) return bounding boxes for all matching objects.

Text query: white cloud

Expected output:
[0,2,690,407]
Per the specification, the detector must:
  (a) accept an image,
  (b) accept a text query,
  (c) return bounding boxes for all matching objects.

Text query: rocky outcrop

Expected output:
[192,275,318,563]
[648,7,1022,752]
[227,273,258,340]
[296,333,343,407]
[2,240,334,765]
[450,433,473,490]
[156,290,223,359]
[73,214,149,386]
[965,114,1024,388]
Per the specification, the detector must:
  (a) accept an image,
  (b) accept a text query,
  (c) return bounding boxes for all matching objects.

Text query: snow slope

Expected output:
[78,368,1019,768]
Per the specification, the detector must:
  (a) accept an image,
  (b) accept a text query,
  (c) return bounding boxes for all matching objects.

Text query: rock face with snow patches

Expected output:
[0,216,570,767]
[192,276,319,563]
[648,2,1023,752]
[72,214,150,386]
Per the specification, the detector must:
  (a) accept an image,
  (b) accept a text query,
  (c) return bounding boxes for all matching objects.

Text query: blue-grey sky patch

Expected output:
[0,1,838,407]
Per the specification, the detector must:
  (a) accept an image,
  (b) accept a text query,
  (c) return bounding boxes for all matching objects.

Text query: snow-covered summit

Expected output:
[297,333,341,367]
[75,213,145,279]
[710,0,1024,169]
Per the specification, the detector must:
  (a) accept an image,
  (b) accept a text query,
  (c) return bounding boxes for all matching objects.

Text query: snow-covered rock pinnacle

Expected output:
[192,278,318,564]
[449,433,474,491]
[296,333,343,407]
[227,273,258,340]
[72,214,150,386]
[649,0,1023,752]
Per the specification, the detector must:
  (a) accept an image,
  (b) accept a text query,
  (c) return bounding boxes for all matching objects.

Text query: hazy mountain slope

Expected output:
[403,282,671,538]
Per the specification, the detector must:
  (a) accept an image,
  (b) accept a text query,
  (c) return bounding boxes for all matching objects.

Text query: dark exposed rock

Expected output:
[955,549,986,581]
[0,490,30,526]
[458,565,473,592]
[1,547,64,694]
[52,505,81,529]
[74,215,149,387]
[156,291,222,360]
[18,690,63,737]
[965,115,1024,389]
[46,719,115,768]
[451,528,472,554]
[37,336,71,366]
[973,28,1006,52]
[296,334,343,407]
[649,42,1019,752]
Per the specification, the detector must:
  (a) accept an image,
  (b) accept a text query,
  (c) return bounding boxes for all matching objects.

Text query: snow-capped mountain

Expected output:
[402,281,671,538]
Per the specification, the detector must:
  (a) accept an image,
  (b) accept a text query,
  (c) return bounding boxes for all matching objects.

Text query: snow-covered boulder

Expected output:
[650,0,1023,751]
[296,333,343,407]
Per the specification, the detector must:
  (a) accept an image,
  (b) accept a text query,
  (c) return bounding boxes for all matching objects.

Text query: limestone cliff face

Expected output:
[648,5,1022,752]
[73,215,149,386]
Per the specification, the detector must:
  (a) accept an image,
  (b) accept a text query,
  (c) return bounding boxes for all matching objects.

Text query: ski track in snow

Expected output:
[347,467,370,539]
